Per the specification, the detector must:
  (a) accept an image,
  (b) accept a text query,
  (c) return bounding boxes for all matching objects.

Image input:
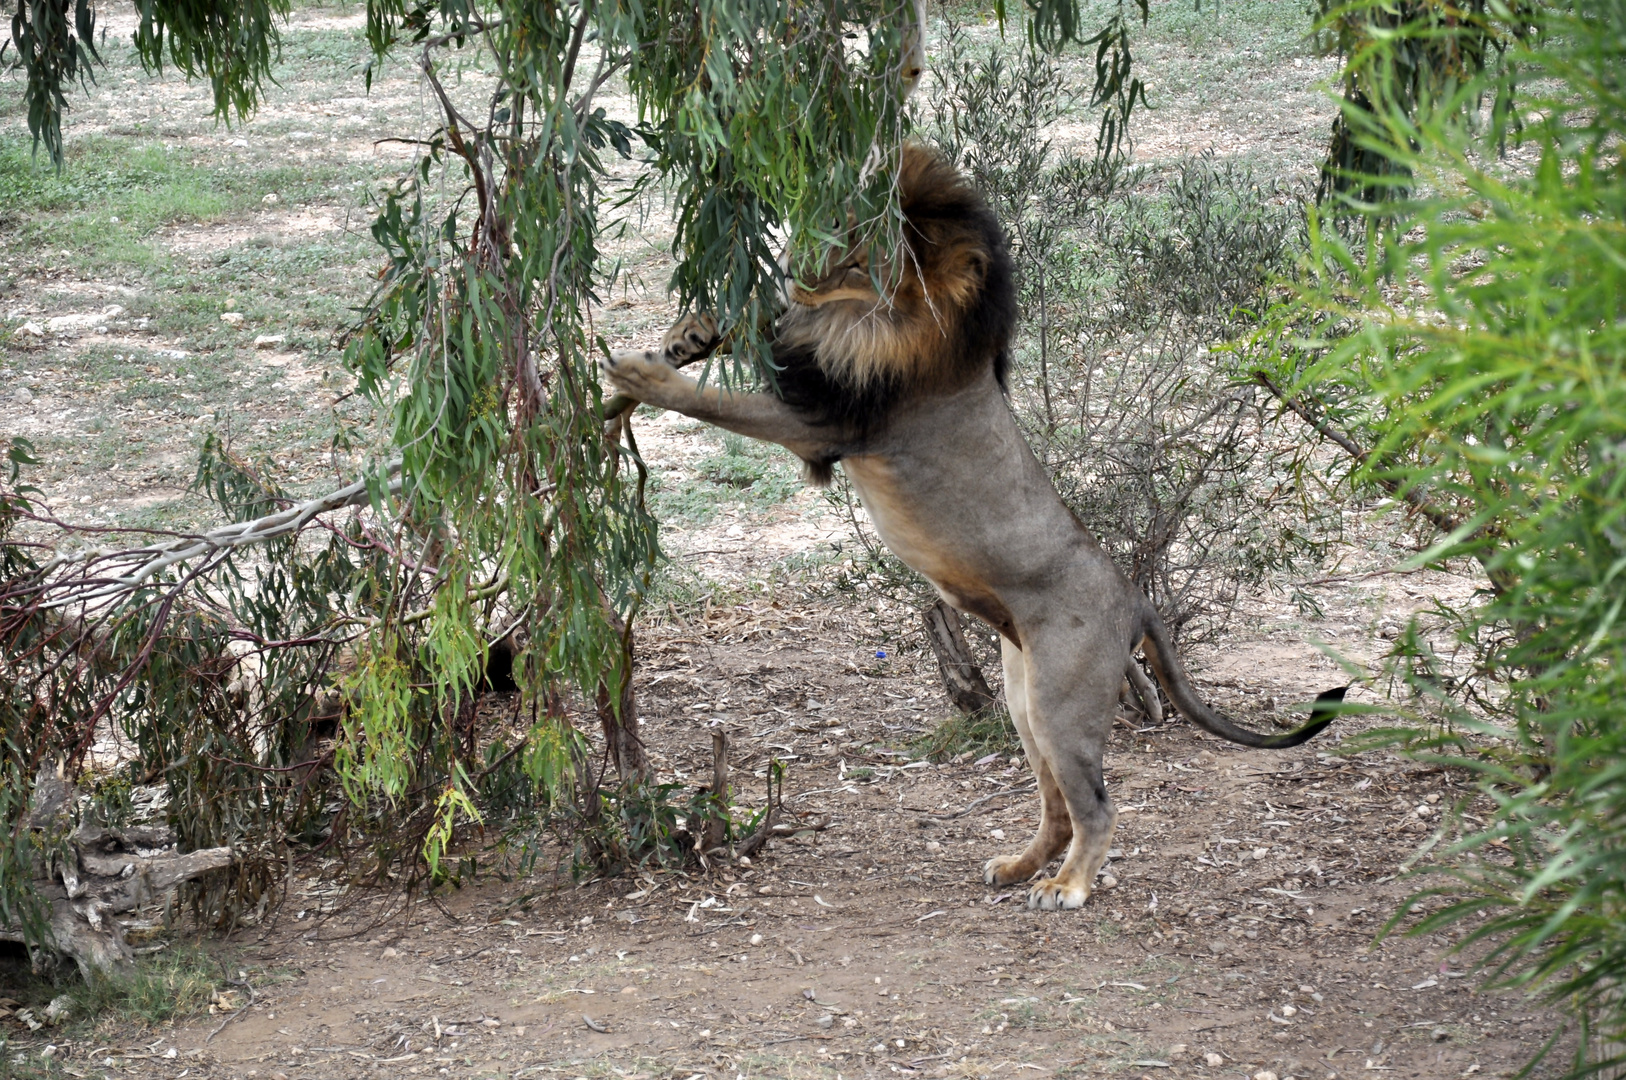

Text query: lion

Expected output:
[601,142,1344,910]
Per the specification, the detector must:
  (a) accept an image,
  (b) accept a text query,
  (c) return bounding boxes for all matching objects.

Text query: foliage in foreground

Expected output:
[1260,0,1626,1069]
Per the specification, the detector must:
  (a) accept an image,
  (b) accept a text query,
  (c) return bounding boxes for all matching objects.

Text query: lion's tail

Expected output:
[1136,604,1345,750]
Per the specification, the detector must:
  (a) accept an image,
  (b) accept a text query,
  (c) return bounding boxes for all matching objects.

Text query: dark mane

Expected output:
[768,143,1016,483]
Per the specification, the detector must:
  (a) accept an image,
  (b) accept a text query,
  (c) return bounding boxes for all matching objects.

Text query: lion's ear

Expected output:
[965,249,989,283]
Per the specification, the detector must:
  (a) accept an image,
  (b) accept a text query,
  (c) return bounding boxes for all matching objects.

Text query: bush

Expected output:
[1260,0,1626,1069]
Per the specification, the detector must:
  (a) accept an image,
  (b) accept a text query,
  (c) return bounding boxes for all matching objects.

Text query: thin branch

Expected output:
[1253,371,1465,538]
[26,462,403,608]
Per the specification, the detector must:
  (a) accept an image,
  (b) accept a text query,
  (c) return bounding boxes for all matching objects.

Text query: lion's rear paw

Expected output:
[1027,878,1090,911]
[660,314,719,366]
[982,854,1039,887]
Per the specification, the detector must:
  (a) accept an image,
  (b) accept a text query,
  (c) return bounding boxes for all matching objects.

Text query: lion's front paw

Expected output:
[1026,877,1091,911]
[983,854,1039,887]
[660,313,720,367]
[601,348,682,407]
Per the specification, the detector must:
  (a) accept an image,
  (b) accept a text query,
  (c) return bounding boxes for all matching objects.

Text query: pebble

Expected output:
[14,387,32,404]
[221,312,245,326]
[816,1013,834,1029]
[925,840,943,855]
[1206,1053,1225,1067]
[254,334,287,349]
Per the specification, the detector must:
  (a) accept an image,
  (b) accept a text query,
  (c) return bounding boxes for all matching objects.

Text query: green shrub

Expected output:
[1260,0,1626,1070]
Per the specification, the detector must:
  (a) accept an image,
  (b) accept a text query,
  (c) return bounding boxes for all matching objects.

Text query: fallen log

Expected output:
[1,769,233,978]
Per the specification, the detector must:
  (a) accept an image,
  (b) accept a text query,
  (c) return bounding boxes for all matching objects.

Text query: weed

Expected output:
[914,707,1020,762]
[68,944,226,1027]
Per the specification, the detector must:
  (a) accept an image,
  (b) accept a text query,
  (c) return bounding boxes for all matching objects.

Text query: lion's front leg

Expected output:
[601,319,852,465]
[601,347,710,416]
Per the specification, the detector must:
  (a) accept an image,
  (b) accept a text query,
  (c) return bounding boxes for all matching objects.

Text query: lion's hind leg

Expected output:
[983,636,1073,887]
[1020,645,1121,911]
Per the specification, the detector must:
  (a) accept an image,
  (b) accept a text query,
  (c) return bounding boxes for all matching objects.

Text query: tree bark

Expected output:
[701,729,730,854]
[922,601,998,714]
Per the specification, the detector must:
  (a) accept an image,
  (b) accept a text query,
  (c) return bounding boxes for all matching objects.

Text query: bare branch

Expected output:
[27,462,403,609]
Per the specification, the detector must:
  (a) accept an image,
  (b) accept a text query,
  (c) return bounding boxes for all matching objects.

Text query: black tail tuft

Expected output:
[1259,685,1349,749]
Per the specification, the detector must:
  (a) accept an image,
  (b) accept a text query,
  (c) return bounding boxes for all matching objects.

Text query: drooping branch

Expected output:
[1253,371,1466,537]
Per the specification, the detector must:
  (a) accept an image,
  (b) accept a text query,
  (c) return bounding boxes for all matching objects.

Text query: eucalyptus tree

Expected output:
[2,0,1149,964]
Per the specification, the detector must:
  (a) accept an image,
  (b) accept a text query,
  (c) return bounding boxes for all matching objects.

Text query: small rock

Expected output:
[19,321,44,337]
[749,933,763,946]
[1206,1053,1225,1067]
[381,947,398,959]
[1097,873,1118,890]
[42,995,71,1023]
[1254,1072,1279,1080]
[1252,847,1269,860]
[815,1013,834,1029]
[221,312,245,326]
[1432,1026,1450,1042]
[990,829,1005,841]
[925,840,943,855]
[13,387,32,404]
[231,138,249,147]
[262,192,280,204]
[254,333,287,349]
[1008,756,1022,767]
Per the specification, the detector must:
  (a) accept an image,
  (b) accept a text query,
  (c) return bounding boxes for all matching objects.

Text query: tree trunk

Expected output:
[596,609,649,782]
[922,601,998,714]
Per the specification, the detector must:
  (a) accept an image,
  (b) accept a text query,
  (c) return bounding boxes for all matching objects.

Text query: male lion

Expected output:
[602,143,1343,910]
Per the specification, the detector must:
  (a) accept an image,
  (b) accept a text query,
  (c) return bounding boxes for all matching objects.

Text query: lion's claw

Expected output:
[660,313,720,366]
[982,854,1038,887]
[1027,878,1090,911]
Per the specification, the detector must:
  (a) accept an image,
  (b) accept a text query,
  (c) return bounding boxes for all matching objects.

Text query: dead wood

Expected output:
[701,729,730,854]
[0,769,233,977]
[922,601,998,714]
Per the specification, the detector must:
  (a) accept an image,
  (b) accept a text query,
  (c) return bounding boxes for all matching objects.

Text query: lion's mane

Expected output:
[770,143,1017,483]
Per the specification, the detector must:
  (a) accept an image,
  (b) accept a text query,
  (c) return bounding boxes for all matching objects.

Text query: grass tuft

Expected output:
[914,707,1020,762]
[67,944,225,1027]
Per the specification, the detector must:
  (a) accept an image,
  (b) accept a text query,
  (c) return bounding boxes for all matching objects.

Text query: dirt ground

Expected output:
[1,1,1570,1077]
[2,563,1565,1080]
